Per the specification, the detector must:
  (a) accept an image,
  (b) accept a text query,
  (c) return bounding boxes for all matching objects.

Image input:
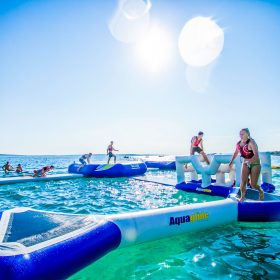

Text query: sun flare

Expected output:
[134,24,173,73]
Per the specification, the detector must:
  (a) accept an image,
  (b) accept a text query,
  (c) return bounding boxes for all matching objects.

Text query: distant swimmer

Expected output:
[2,161,14,173]
[79,153,92,165]
[190,131,210,164]
[16,164,23,173]
[107,141,119,164]
[229,128,264,202]
[33,165,54,177]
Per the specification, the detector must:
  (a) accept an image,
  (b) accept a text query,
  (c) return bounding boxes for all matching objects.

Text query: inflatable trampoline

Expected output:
[68,162,147,178]
[0,198,237,279]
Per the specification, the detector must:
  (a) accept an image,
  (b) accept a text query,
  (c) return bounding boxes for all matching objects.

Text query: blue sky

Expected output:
[0,0,280,155]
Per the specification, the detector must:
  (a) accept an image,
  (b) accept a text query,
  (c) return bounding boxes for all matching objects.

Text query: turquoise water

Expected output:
[0,155,279,279]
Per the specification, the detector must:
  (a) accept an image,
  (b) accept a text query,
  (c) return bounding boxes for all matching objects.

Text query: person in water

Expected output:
[229,128,264,202]
[79,153,92,165]
[33,165,54,177]
[190,132,210,164]
[2,161,14,173]
[16,164,23,173]
[107,141,119,164]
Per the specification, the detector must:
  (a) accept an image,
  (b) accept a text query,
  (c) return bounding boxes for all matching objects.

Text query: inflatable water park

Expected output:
[0,152,279,279]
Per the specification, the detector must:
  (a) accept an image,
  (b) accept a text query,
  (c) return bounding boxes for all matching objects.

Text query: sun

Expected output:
[134,24,173,73]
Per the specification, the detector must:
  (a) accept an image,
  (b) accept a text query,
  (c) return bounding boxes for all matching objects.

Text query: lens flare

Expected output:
[178,17,224,67]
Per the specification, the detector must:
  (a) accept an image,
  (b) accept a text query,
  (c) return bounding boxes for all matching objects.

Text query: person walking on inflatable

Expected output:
[229,128,264,202]
[107,141,119,164]
[190,131,210,164]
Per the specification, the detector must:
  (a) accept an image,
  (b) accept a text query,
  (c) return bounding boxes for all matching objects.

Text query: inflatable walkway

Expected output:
[0,173,83,185]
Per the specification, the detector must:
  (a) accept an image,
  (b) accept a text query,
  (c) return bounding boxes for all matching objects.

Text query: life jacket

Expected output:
[237,139,254,159]
[192,136,202,147]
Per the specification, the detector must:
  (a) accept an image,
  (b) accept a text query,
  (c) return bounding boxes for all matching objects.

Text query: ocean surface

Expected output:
[0,154,279,279]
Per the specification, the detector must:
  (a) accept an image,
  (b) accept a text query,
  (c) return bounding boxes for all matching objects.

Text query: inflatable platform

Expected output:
[68,162,147,178]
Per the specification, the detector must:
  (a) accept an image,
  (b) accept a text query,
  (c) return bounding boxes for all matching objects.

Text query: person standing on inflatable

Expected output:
[79,153,92,165]
[190,132,210,164]
[229,128,264,202]
[107,141,119,164]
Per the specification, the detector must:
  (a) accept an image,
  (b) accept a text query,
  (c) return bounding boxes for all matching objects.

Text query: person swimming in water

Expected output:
[107,141,119,164]
[16,164,23,173]
[190,132,210,164]
[79,153,92,165]
[229,128,264,202]
[2,161,14,174]
[33,165,54,177]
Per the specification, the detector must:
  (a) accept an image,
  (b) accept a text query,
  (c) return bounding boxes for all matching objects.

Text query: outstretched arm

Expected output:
[229,148,239,166]
[190,137,195,154]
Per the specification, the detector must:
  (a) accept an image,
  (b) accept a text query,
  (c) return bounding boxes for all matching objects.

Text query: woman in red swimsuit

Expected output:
[229,128,264,202]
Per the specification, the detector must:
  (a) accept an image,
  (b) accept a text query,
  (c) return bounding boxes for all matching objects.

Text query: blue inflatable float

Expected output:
[68,162,147,178]
[145,161,176,170]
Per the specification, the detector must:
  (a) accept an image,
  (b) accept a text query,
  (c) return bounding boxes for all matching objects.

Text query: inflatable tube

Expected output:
[68,162,147,178]
[145,161,176,170]
[0,173,83,185]
[0,208,121,280]
[0,200,237,279]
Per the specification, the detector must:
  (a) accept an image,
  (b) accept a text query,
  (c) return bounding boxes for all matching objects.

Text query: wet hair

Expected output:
[198,131,204,136]
[50,165,54,169]
[89,153,92,156]
[241,128,250,138]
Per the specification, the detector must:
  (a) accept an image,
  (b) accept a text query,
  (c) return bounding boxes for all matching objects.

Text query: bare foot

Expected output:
[259,189,264,201]
[238,197,245,202]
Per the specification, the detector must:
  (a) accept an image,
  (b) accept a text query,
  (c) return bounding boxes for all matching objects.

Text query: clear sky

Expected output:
[0,0,280,155]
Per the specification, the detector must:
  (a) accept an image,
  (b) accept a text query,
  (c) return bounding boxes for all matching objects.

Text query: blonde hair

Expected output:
[241,128,250,138]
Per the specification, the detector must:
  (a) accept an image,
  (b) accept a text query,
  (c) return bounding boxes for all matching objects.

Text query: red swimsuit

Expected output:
[237,139,254,159]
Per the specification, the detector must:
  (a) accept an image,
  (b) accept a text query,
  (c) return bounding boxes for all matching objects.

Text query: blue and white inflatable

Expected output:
[175,152,279,222]
[68,162,147,178]
[145,161,176,170]
[0,198,237,279]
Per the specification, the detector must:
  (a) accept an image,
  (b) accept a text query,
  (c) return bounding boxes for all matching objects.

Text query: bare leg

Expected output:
[201,152,210,165]
[250,165,264,201]
[107,157,110,164]
[239,164,250,202]
[114,155,116,164]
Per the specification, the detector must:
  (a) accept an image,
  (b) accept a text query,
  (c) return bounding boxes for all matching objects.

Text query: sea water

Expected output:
[0,154,279,279]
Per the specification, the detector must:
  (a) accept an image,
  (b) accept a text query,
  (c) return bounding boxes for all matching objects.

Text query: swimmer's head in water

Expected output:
[50,165,54,169]
[240,128,250,140]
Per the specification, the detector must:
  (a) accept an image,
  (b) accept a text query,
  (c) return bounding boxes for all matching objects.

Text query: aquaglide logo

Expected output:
[169,212,209,226]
